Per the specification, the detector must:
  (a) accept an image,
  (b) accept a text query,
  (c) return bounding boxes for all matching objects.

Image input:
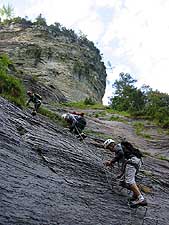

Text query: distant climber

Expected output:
[26,91,42,115]
[62,112,86,139]
[104,139,147,208]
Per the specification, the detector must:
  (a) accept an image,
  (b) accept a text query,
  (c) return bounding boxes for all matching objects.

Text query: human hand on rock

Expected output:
[104,160,113,167]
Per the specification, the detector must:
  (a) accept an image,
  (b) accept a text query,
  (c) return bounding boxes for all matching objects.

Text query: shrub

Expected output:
[62,100,104,110]
[84,97,96,105]
[33,14,47,26]
[0,54,26,107]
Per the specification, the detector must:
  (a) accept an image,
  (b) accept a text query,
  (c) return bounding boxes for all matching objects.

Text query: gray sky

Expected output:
[1,0,169,104]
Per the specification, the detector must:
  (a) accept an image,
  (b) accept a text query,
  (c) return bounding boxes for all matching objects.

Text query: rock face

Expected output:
[0,23,107,103]
[0,96,169,225]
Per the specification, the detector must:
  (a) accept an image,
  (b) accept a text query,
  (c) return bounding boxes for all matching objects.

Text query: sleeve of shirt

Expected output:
[26,98,31,105]
[69,114,77,131]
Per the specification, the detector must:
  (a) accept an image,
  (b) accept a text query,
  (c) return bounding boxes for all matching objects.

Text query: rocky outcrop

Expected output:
[0,96,169,225]
[0,23,107,103]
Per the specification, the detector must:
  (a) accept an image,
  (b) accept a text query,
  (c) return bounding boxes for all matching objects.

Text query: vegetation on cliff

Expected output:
[0,4,168,129]
[110,72,169,128]
[0,54,25,107]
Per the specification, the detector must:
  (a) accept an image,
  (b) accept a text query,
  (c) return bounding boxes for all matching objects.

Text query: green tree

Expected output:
[112,72,137,95]
[0,4,14,20]
[34,13,47,26]
[110,73,146,112]
[144,90,169,127]
[129,88,146,113]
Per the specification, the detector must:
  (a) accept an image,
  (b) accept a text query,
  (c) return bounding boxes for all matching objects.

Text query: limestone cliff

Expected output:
[0,22,107,103]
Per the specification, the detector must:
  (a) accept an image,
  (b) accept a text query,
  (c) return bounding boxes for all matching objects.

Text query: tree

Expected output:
[0,4,14,20]
[110,73,146,113]
[144,90,169,125]
[112,72,137,95]
[34,14,47,26]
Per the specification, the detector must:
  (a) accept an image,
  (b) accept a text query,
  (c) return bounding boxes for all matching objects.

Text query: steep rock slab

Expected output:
[0,97,169,225]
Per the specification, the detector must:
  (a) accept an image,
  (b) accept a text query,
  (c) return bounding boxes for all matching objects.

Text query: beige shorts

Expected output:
[125,157,142,185]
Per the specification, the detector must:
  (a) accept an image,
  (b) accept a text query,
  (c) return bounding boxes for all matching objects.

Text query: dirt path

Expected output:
[82,109,169,156]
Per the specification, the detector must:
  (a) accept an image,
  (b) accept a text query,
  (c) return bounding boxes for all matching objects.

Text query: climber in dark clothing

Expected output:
[62,113,86,136]
[26,91,42,114]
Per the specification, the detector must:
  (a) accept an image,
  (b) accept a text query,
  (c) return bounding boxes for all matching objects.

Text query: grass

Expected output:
[132,122,151,139]
[165,129,169,135]
[105,108,131,117]
[0,69,26,106]
[1,93,25,108]
[38,107,67,126]
[61,100,106,110]
[157,128,165,135]
[0,54,26,107]
[142,133,151,139]
[85,129,113,140]
[61,101,132,119]
[94,111,107,118]
[109,115,127,123]
[158,156,169,162]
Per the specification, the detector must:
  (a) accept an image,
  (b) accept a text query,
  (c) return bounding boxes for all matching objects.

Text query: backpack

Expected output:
[72,111,84,117]
[76,116,86,129]
[121,141,143,159]
[34,93,42,100]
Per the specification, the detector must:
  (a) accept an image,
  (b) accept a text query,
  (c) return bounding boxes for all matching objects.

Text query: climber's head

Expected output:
[104,139,115,150]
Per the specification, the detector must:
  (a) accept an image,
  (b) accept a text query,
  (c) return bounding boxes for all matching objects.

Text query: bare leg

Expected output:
[130,183,142,198]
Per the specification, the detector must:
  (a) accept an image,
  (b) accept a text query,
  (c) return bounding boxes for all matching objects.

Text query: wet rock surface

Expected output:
[0,97,169,225]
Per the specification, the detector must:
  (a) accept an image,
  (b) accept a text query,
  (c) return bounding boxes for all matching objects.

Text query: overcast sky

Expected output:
[1,0,169,104]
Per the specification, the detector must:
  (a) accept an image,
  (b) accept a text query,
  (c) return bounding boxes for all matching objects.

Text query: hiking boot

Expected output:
[81,133,87,139]
[32,110,37,116]
[129,199,147,208]
[76,133,87,140]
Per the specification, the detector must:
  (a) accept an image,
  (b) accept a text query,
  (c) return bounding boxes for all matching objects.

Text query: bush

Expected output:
[33,14,47,26]
[0,17,32,26]
[0,54,26,107]
[62,100,104,110]
[84,97,96,105]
